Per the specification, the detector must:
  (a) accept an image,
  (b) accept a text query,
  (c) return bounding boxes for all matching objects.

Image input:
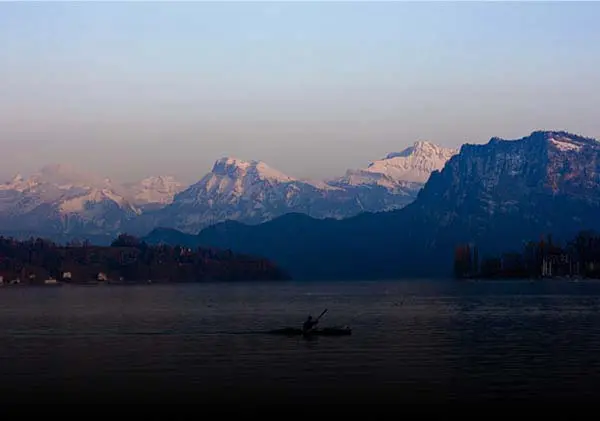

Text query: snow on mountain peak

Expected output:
[544,131,599,153]
[213,156,255,170]
[58,188,137,215]
[384,140,456,161]
[365,141,458,184]
[11,174,23,184]
[127,175,186,205]
[331,141,458,188]
[0,161,187,215]
[0,163,143,223]
[549,138,583,153]
[490,131,600,155]
[211,157,295,183]
[173,157,307,211]
[0,173,32,192]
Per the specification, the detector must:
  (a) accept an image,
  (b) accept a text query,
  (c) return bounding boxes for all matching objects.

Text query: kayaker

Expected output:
[302,315,318,333]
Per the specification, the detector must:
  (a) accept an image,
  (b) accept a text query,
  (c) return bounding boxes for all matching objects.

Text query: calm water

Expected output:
[2,279,600,404]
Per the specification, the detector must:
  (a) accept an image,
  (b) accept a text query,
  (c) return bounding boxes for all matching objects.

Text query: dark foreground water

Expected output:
[2,279,600,405]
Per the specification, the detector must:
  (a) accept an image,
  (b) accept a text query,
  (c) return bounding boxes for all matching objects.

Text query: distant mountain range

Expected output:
[0,141,457,242]
[0,164,185,243]
[142,131,600,280]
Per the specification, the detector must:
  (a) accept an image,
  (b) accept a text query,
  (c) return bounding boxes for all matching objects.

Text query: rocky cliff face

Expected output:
[393,130,600,267]
[414,131,600,231]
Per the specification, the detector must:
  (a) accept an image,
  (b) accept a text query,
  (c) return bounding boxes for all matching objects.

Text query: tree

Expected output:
[111,234,140,248]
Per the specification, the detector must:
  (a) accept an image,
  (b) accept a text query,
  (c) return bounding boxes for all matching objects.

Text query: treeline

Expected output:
[0,234,290,284]
[454,230,600,280]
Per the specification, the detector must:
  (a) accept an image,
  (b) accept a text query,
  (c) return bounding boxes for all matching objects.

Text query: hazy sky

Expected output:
[1,1,600,184]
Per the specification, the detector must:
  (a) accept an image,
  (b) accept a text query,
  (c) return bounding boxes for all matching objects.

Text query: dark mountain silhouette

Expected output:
[142,131,600,280]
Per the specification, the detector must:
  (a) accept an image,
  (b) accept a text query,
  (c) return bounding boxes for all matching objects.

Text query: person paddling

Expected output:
[302,315,318,333]
[302,309,327,334]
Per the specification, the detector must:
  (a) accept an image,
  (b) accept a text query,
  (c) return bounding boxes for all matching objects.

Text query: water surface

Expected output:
[1,279,600,403]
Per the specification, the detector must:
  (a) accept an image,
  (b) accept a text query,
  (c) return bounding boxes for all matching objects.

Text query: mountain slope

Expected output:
[143,131,600,280]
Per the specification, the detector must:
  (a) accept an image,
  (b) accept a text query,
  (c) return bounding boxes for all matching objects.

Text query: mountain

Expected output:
[122,176,186,210]
[142,131,600,280]
[0,164,138,233]
[330,140,457,186]
[0,140,456,240]
[137,141,457,234]
[130,157,351,235]
[0,165,185,243]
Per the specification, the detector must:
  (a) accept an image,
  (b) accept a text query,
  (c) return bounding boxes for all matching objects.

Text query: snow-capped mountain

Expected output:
[129,157,351,234]
[0,164,186,241]
[135,142,458,234]
[0,140,458,240]
[330,141,458,188]
[364,140,457,183]
[0,164,139,237]
[123,176,185,209]
[175,157,344,206]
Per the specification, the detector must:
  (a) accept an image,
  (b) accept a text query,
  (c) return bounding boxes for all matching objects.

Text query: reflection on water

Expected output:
[1,279,600,403]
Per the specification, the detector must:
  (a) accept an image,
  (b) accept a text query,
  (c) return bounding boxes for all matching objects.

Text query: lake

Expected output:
[1,279,600,405]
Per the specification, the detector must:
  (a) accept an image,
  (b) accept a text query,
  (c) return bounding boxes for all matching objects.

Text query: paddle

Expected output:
[315,308,328,323]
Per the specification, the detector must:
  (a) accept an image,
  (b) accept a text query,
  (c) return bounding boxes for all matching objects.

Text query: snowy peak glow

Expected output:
[211,157,295,183]
[333,141,458,186]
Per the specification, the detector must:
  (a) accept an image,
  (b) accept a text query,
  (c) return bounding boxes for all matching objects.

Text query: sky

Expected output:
[1,1,600,184]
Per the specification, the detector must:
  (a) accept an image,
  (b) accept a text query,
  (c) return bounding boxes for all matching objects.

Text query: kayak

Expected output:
[267,326,352,336]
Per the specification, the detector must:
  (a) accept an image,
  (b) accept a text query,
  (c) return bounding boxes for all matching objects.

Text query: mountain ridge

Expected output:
[137,140,458,234]
[142,130,600,280]
[0,140,459,242]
